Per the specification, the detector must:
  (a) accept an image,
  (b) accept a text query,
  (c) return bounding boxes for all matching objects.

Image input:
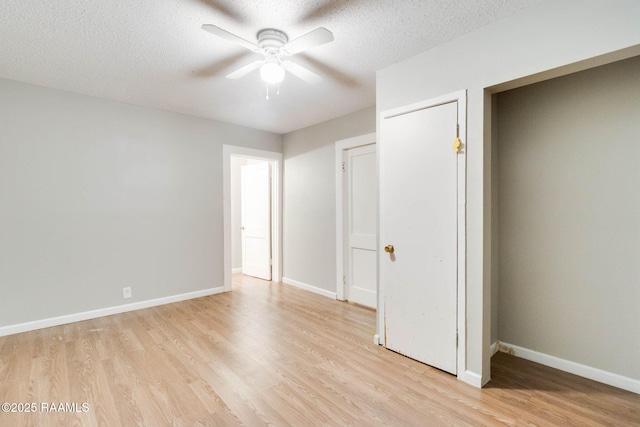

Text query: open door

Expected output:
[241,162,271,280]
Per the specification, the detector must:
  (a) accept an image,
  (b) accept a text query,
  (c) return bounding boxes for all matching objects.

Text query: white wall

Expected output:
[377,0,640,384]
[497,55,640,381]
[0,78,282,331]
[283,107,375,294]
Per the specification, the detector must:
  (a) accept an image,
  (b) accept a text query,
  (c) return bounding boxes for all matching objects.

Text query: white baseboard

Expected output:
[231,268,243,274]
[281,277,337,299]
[459,370,483,388]
[373,334,381,345]
[498,341,640,394]
[0,286,225,338]
[490,341,499,356]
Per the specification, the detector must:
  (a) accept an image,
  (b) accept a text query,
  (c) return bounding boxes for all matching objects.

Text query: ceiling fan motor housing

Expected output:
[257,29,288,54]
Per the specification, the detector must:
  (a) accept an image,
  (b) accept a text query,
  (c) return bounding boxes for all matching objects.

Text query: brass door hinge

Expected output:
[453,124,463,153]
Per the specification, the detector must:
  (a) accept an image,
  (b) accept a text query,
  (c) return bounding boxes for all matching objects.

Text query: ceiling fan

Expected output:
[201,24,334,87]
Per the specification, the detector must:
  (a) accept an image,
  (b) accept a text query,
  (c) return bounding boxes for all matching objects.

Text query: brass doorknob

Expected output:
[384,245,394,254]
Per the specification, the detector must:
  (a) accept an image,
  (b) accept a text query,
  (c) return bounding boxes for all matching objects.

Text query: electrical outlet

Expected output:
[123,287,132,299]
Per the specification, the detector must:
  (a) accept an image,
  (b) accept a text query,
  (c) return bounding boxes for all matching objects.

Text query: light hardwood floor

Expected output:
[1,274,638,426]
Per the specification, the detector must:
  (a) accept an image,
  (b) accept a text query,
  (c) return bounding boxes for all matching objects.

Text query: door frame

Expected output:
[377,90,467,381]
[335,133,376,302]
[223,145,282,291]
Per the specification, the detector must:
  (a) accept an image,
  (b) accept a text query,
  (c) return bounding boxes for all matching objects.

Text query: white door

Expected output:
[381,101,459,375]
[241,162,271,280]
[345,144,377,308]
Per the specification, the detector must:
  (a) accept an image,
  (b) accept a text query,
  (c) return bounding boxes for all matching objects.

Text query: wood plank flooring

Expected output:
[1,274,638,426]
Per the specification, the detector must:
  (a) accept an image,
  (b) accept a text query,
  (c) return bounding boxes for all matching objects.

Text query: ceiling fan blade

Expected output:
[282,61,323,85]
[225,60,264,79]
[297,53,359,87]
[192,0,246,23]
[191,52,250,78]
[202,24,260,52]
[283,27,334,56]
[299,0,349,23]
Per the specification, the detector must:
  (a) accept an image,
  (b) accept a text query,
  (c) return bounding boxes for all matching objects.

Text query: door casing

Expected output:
[223,145,282,291]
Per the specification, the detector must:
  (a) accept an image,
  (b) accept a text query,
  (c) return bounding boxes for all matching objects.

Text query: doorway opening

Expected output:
[490,55,640,394]
[223,145,282,291]
[232,157,271,280]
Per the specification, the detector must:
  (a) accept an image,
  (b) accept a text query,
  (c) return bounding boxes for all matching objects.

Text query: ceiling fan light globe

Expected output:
[260,62,285,84]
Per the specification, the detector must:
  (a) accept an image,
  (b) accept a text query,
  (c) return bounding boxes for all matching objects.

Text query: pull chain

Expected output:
[265,83,281,101]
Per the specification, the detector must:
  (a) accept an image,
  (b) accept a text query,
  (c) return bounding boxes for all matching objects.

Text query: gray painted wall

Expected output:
[377,0,640,382]
[282,107,375,293]
[0,78,282,328]
[497,56,640,380]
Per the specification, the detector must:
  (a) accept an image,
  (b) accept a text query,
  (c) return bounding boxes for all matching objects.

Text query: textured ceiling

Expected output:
[0,0,540,134]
